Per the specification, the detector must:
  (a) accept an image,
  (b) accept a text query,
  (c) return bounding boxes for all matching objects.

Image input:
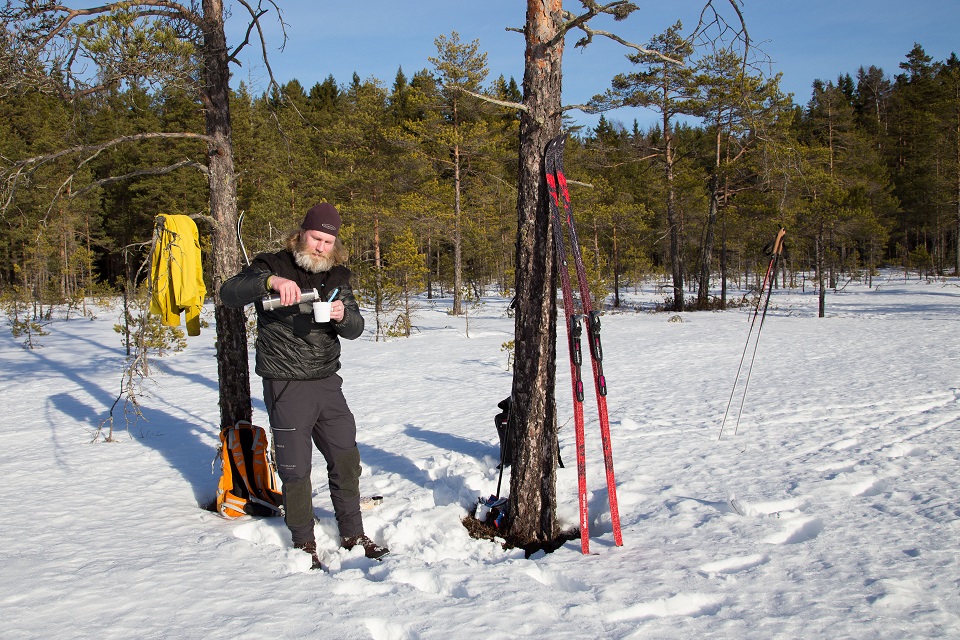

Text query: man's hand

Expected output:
[269,276,301,306]
[330,299,345,322]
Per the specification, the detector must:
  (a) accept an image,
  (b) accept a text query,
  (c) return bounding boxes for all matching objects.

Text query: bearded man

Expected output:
[221,203,388,568]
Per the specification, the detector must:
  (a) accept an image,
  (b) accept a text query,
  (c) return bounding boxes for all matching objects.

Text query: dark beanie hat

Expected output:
[301,203,341,236]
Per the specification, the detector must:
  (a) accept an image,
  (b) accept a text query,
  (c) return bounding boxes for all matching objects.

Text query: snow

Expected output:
[4,272,960,639]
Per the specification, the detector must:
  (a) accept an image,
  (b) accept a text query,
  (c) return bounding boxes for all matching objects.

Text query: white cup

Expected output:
[312,301,331,323]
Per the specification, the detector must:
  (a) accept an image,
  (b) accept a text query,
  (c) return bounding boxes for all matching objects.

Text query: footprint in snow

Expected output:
[831,438,860,451]
[828,474,892,498]
[885,442,926,458]
[763,516,824,545]
[698,553,770,577]
[817,461,858,480]
[232,518,288,547]
[364,619,418,640]
[851,477,890,497]
[390,567,469,598]
[522,564,590,593]
[727,495,803,518]
[607,593,724,622]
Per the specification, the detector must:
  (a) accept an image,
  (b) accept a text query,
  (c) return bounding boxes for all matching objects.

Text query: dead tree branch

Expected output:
[230,0,288,76]
[1,132,214,213]
[694,0,748,51]
[459,86,529,114]
[69,159,209,197]
[550,1,685,66]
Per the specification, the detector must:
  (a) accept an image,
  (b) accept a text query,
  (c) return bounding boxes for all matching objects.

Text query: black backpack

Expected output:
[493,397,562,469]
[494,397,513,467]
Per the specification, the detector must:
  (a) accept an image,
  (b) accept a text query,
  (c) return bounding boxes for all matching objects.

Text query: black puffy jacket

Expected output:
[220,249,364,380]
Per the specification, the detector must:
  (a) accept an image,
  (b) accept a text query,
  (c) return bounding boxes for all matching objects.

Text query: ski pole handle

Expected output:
[261,287,320,311]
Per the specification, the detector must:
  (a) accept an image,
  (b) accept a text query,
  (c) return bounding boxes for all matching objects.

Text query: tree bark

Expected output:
[697,173,719,308]
[719,215,727,309]
[453,141,464,315]
[955,98,960,275]
[202,0,251,427]
[612,221,621,308]
[664,103,684,311]
[374,210,384,340]
[506,0,564,545]
[817,222,826,318]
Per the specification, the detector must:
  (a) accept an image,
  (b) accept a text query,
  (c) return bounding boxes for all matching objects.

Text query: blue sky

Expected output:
[228,0,959,129]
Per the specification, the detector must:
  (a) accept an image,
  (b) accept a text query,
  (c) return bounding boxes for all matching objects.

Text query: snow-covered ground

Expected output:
[3,271,959,639]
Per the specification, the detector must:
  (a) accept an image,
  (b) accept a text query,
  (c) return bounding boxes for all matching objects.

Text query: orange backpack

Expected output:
[215,421,284,518]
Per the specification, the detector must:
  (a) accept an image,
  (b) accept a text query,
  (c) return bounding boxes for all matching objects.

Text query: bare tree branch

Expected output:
[229,0,288,69]
[6,132,214,172]
[35,156,203,232]
[69,158,208,198]
[458,86,529,114]
[548,1,685,66]
[1,132,214,213]
[694,0,748,51]
[562,102,599,114]
[228,6,269,64]
[229,0,328,165]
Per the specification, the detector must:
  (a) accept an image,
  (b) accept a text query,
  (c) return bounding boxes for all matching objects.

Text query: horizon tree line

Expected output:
[2,34,955,322]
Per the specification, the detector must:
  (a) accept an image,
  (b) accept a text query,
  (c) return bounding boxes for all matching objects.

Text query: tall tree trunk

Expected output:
[697,118,723,309]
[720,214,727,310]
[828,223,836,289]
[664,108,684,311]
[817,222,826,318]
[697,173,719,308]
[453,142,464,315]
[373,210,383,341]
[612,221,621,308]
[507,0,563,546]
[425,233,433,299]
[955,100,960,275]
[203,0,251,428]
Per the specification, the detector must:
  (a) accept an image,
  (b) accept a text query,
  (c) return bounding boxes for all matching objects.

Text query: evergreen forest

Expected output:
[2,29,958,334]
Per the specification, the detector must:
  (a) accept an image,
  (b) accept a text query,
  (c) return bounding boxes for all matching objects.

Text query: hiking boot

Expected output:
[294,540,323,570]
[341,534,390,560]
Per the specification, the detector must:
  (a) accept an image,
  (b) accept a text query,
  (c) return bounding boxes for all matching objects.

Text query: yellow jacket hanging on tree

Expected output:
[150,214,206,336]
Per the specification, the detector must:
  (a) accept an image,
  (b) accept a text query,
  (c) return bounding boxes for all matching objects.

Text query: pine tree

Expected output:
[593,22,696,311]
[690,47,787,309]
[941,54,960,274]
[888,45,942,263]
[384,228,427,337]
[427,32,492,316]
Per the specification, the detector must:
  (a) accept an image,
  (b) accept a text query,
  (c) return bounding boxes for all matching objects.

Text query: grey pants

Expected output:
[264,376,364,544]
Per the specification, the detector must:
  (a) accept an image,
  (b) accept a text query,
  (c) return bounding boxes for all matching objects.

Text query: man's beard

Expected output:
[294,240,334,273]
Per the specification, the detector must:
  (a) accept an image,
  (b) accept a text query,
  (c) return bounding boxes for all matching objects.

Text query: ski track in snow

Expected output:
[2,275,960,638]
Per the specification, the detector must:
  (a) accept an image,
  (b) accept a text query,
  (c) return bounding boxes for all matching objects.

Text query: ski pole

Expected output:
[719,228,786,439]
[732,229,785,436]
